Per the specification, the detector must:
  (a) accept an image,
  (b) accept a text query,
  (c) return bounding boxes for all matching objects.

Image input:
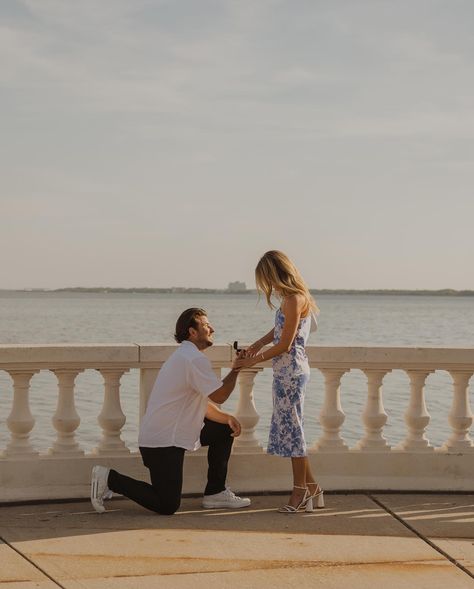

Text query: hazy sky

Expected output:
[1,0,473,289]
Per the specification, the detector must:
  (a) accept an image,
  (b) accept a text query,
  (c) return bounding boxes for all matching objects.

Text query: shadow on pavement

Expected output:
[2,493,473,544]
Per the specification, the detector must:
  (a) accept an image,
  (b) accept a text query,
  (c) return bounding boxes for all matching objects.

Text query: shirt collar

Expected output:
[181,340,199,352]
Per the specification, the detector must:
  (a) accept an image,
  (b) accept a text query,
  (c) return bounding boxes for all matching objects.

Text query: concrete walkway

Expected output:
[1,493,473,588]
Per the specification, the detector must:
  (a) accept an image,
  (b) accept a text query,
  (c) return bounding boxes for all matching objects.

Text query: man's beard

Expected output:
[197,335,213,349]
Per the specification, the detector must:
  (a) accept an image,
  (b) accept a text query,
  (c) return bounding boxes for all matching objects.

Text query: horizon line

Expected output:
[1,287,474,296]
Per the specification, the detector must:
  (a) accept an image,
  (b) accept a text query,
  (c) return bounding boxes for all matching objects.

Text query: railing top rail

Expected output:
[0,344,473,371]
[0,344,140,365]
[305,346,474,370]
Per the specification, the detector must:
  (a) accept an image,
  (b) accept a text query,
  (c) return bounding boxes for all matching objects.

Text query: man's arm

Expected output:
[205,402,241,437]
[208,367,240,404]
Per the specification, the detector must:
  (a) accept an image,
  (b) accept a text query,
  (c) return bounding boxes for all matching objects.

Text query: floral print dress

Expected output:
[267,308,312,458]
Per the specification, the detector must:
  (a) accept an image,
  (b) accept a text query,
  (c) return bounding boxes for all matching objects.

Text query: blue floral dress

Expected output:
[267,308,312,458]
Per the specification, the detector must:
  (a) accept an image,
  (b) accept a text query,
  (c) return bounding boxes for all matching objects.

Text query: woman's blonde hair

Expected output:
[255,250,318,314]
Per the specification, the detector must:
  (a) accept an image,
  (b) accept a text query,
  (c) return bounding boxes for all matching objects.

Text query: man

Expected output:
[91,307,250,515]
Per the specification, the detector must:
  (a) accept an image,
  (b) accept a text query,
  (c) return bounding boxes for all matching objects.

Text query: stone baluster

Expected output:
[93,369,130,455]
[442,371,474,452]
[4,370,39,457]
[313,368,349,452]
[49,369,84,455]
[356,369,391,451]
[397,370,434,452]
[233,368,263,453]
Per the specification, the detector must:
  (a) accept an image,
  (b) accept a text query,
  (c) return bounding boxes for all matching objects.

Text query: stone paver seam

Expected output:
[0,534,66,589]
[368,494,474,582]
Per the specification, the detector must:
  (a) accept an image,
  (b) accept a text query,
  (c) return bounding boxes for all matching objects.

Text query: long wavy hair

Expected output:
[255,250,318,314]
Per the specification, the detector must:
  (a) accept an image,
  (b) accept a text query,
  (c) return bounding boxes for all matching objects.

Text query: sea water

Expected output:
[0,291,472,451]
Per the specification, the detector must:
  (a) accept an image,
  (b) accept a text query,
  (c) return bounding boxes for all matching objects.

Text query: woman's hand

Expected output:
[246,340,263,358]
[234,355,258,369]
[227,415,242,437]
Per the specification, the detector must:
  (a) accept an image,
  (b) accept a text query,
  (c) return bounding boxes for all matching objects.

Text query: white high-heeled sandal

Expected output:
[277,485,310,513]
[306,483,325,511]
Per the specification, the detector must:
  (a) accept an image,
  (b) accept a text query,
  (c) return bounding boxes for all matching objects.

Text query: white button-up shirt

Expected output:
[138,341,223,451]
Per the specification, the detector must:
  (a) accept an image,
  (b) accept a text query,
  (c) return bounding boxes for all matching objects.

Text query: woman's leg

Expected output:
[304,457,324,504]
[285,457,322,508]
[305,457,316,485]
[285,456,308,508]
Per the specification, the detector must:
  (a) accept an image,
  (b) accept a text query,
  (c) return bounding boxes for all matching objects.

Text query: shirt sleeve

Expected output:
[187,355,223,398]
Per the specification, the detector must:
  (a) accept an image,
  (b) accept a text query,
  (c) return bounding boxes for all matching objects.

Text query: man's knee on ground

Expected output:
[158,499,181,515]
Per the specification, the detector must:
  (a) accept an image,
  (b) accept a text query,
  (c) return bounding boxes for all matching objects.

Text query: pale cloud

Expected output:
[0,0,473,289]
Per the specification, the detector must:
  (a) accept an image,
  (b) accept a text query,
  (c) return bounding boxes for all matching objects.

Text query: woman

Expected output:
[237,250,324,513]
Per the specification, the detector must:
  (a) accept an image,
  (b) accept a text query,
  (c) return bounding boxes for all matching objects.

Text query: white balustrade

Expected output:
[442,371,474,452]
[3,370,39,458]
[397,370,433,452]
[49,369,84,455]
[233,368,264,452]
[93,369,130,455]
[356,369,391,451]
[1,345,474,500]
[313,368,349,452]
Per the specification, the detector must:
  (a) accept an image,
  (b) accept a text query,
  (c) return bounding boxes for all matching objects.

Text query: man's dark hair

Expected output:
[174,308,207,343]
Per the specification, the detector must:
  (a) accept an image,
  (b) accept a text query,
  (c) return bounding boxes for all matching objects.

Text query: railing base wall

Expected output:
[0,451,472,503]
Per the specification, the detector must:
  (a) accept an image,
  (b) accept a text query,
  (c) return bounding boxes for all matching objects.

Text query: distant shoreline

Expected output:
[1,288,473,297]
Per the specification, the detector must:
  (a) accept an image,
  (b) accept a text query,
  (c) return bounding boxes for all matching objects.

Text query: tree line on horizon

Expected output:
[3,287,474,296]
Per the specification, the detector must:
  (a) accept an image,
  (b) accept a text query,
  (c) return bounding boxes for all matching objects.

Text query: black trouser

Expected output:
[107,418,234,515]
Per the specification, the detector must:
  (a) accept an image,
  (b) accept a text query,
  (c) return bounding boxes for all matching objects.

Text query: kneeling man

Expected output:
[91,307,250,514]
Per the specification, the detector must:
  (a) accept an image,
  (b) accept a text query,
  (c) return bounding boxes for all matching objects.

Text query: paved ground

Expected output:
[1,493,473,588]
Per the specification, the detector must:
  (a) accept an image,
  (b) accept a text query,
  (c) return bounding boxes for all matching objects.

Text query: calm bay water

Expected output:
[0,291,473,451]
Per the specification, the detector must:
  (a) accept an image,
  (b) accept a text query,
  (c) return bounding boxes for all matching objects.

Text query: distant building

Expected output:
[227,281,247,293]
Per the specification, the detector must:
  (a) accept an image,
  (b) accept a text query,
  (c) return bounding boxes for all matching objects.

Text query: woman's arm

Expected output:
[246,327,275,357]
[237,295,305,368]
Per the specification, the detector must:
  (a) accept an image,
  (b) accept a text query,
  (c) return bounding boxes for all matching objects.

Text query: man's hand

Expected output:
[231,349,247,371]
[233,353,258,370]
[227,415,242,437]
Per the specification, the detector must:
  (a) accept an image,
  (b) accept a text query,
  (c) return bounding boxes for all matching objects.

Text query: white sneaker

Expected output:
[202,488,251,509]
[91,465,111,513]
